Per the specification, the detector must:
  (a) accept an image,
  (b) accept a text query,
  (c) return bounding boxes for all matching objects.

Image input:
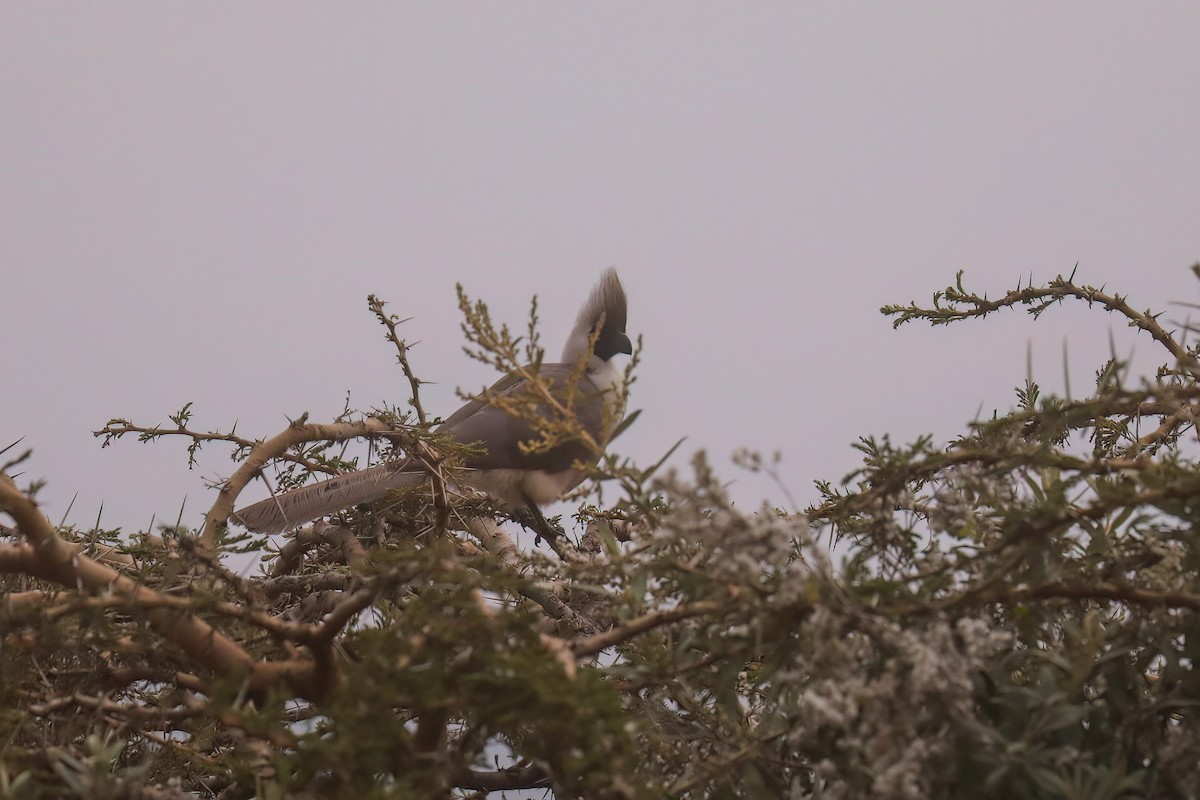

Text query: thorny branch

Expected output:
[0,477,332,700]
[202,416,403,548]
[369,293,430,426]
[95,415,342,476]
[883,268,1197,369]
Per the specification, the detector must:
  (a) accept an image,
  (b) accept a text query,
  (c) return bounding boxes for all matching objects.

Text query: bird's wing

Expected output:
[444,364,608,472]
[437,371,526,431]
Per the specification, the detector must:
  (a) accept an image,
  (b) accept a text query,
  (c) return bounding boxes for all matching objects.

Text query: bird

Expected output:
[232,269,632,535]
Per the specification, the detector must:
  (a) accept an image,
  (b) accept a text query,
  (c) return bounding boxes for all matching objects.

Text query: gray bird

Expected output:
[232,269,632,535]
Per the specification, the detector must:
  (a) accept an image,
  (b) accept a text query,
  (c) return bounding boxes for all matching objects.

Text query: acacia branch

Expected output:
[571,600,723,657]
[454,765,552,792]
[368,294,429,426]
[0,477,334,702]
[203,417,400,548]
[308,587,376,647]
[95,420,339,475]
[1,480,257,676]
[807,445,1159,523]
[38,584,314,643]
[922,580,1200,615]
[271,521,368,577]
[465,517,598,635]
[885,271,1194,368]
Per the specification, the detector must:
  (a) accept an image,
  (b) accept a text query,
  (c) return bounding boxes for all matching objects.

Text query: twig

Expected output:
[571,600,723,658]
[368,294,429,425]
[203,417,400,548]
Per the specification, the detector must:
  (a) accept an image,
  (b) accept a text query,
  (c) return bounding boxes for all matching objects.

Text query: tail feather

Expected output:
[232,462,424,534]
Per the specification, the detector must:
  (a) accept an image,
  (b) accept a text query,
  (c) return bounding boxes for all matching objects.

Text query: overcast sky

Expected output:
[4,5,1198,535]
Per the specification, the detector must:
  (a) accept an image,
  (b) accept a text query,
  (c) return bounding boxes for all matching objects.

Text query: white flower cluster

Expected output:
[782,612,988,799]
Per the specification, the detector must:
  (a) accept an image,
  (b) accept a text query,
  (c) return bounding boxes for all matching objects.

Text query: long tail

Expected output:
[231,462,424,534]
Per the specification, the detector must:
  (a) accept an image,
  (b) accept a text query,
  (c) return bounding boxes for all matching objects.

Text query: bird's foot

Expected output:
[516,501,566,544]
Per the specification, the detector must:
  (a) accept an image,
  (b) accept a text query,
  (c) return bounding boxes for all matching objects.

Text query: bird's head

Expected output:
[562,268,632,363]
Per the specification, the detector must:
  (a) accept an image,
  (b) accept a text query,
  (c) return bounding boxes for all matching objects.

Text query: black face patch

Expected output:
[594,328,633,361]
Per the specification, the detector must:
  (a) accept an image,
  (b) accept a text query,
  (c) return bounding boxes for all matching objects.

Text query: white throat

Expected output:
[587,355,625,395]
[588,355,627,428]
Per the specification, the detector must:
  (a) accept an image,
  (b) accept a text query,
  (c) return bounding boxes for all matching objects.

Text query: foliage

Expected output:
[4,268,1200,798]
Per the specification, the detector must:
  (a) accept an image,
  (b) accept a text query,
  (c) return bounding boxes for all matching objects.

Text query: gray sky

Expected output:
[4,5,1198,533]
